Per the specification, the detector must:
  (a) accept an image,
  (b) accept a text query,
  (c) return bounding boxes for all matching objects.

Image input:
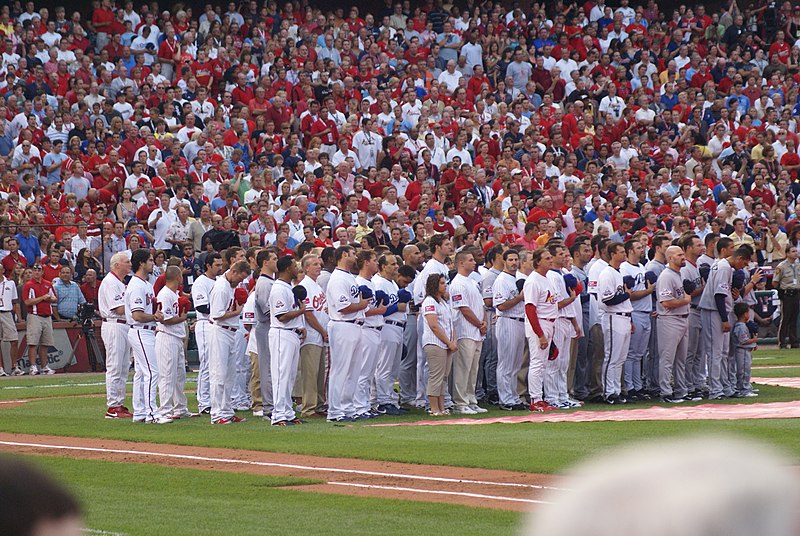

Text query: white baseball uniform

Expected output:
[208,272,239,422]
[298,275,329,416]
[326,268,364,420]
[620,260,651,394]
[598,264,633,398]
[269,278,303,424]
[231,282,252,411]
[523,272,558,403]
[493,271,525,406]
[354,274,384,416]
[99,272,130,409]
[125,275,160,421]
[155,286,189,418]
[545,269,573,406]
[191,273,216,411]
[372,274,404,408]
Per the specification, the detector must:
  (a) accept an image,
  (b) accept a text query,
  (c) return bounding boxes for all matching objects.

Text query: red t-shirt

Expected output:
[22,278,55,316]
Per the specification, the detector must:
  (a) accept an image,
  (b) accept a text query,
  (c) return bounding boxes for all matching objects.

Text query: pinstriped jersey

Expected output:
[191,274,216,321]
[99,272,126,320]
[587,258,608,326]
[620,261,651,313]
[546,269,571,319]
[355,275,384,328]
[156,286,186,338]
[125,275,156,328]
[413,258,449,305]
[493,271,524,317]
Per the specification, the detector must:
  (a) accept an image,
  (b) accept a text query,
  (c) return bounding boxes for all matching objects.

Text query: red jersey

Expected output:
[22,278,55,316]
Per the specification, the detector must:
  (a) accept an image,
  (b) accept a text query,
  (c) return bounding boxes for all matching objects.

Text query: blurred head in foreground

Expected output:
[524,437,800,536]
[0,456,83,536]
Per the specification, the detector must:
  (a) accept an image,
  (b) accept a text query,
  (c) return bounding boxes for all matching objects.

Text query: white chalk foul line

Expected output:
[0,440,568,492]
[326,481,553,505]
[82,529,127,536]
[0,379,197,390]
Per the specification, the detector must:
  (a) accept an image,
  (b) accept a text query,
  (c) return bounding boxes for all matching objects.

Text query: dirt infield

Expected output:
[371,400,800,427]
[0,433,561,511]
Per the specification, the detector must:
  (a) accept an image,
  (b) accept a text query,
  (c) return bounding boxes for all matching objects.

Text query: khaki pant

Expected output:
[425,344,453,397]
[452,338,482,409]
[248,352,263,412]
[299,344,326,417]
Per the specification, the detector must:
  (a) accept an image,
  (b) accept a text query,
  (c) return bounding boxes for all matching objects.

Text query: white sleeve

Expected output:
[270,286,292,317]
[127,284,146,312]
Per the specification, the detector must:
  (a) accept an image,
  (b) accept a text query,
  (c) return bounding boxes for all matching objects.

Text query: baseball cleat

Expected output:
[105,406,134,419]
[153,416,174,424]
[469,405,489,413]
[230,416,246,423]
[327,416,354,423]
[212,418,233,425]
[41,367,55,375]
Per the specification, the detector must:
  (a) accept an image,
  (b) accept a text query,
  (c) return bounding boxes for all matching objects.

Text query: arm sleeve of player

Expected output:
[715,294,728,322]
[525,303,544,338]
[603,290,630,305]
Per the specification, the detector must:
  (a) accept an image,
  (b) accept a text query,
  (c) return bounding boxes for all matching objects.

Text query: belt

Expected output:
[385,319,406,328]
[541,318,556,322]
[209,322,237,332]
[103,319,127,324]
[275,327,304,336]
[0,310,13,314]
[32,314,51,318]
[500,316,525,322]
[662,314,689,319]
[690,304,698,310]
[364,325,383,331]
[612,312,632,317]
[195,317,209,322]
[333,319,364,326]
[131,325,156,331]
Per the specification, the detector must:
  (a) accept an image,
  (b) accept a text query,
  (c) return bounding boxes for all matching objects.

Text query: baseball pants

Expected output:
[644,314,659,391]
[452,338,482,409]
[684,308,706,392]
[495,317,526,405]
[399,313,418,405]
[569,308,590,399]
[269,329,301,424]
[327,321,362,420]
[254,321,274,415]
[657,316,689,398]
[544,318,572,405]
[354,326,382,415]
[602,313,632,398]
[724,310,738,397]
[477,310,498,400]
[623,311,651,393]
[299,343,326,417]
[209,325,237,422]
[701,309,729,399]
[102,322,130,408]
[527,319,555,403]
[374,323,404,407]
[588,323,605,398]
[231,328,251,410]
[735,347,753,395]
[155,331,188,417]
[194,319,211,411]
[128,328,159,421]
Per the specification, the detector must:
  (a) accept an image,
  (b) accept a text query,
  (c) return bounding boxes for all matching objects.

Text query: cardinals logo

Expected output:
[544,290,557,304]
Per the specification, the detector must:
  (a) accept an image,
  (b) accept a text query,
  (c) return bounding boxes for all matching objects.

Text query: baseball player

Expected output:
[412,234,453,407]
[478,246,504,405]
[208,260,252,424]
[326,245,370,422]
[298,254,330,418]
[568,239,593,401]
[586,237,610,402]
[191,253,223,414]
[450,250,487,415]
[656,246,692,403]
[680,234,706,399]
[155,265,192,418]
[699,238,751,400]
[224,248,251,413]
[373,254,411,415]
[523,249,559,412]
[493,249,526,410]
[0,265,19,377]
[619,240,655,400]
[354,250,388,419]
[597,242,633,404]
[99,252,133,419]
[399,245,423,407]
[544,244,581,409]
[125,249,169,423]
[253,248,278,418]
[241,288,261,415]
[269,256,306,426]
[644,235,668,397]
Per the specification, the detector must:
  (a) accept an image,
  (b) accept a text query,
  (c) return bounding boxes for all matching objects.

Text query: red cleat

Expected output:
[212,418,232,425]
[230,416,246,423]
[105,406,134,419]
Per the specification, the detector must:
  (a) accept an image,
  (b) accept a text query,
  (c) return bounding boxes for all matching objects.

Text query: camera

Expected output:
[76,302,96,325]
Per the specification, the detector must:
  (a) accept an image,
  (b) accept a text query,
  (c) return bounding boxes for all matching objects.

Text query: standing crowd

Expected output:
[0,0,798,423]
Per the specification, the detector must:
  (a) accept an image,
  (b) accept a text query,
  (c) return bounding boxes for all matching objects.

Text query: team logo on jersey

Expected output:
[276,300,285,308]
[545,291,557,303]
[350,285,359,298]
[659,288,673,297]
[720,282,729,290]
[589,280,598,288]
[339,295,349,303]
[134,297,143,304]
[452,294,462,301]
[424,305,435,312]
[114,294,122,301]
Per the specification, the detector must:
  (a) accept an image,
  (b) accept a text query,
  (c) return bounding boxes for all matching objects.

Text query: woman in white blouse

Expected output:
[421,273,457,416]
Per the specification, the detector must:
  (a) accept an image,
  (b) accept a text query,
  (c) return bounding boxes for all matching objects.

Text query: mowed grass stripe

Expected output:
[25,455,520,536]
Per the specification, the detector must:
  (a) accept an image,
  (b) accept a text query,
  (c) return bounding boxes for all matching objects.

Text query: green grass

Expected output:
[24,456,520,536]
[0,373,197,401]
[1,384,800,474]
[751,347,800,365]
[751,366,800,378]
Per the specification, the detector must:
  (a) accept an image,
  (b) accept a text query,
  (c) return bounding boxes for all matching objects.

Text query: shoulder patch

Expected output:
[424,305,435,312]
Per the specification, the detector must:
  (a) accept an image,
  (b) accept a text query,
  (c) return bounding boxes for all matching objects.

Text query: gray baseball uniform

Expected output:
[680,261,705,392]
[656,266,689,398]
[699,258,733,399]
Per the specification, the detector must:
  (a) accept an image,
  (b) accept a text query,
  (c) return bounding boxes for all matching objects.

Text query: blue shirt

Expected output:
[15,233,40,266]
[53,278,86,319]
